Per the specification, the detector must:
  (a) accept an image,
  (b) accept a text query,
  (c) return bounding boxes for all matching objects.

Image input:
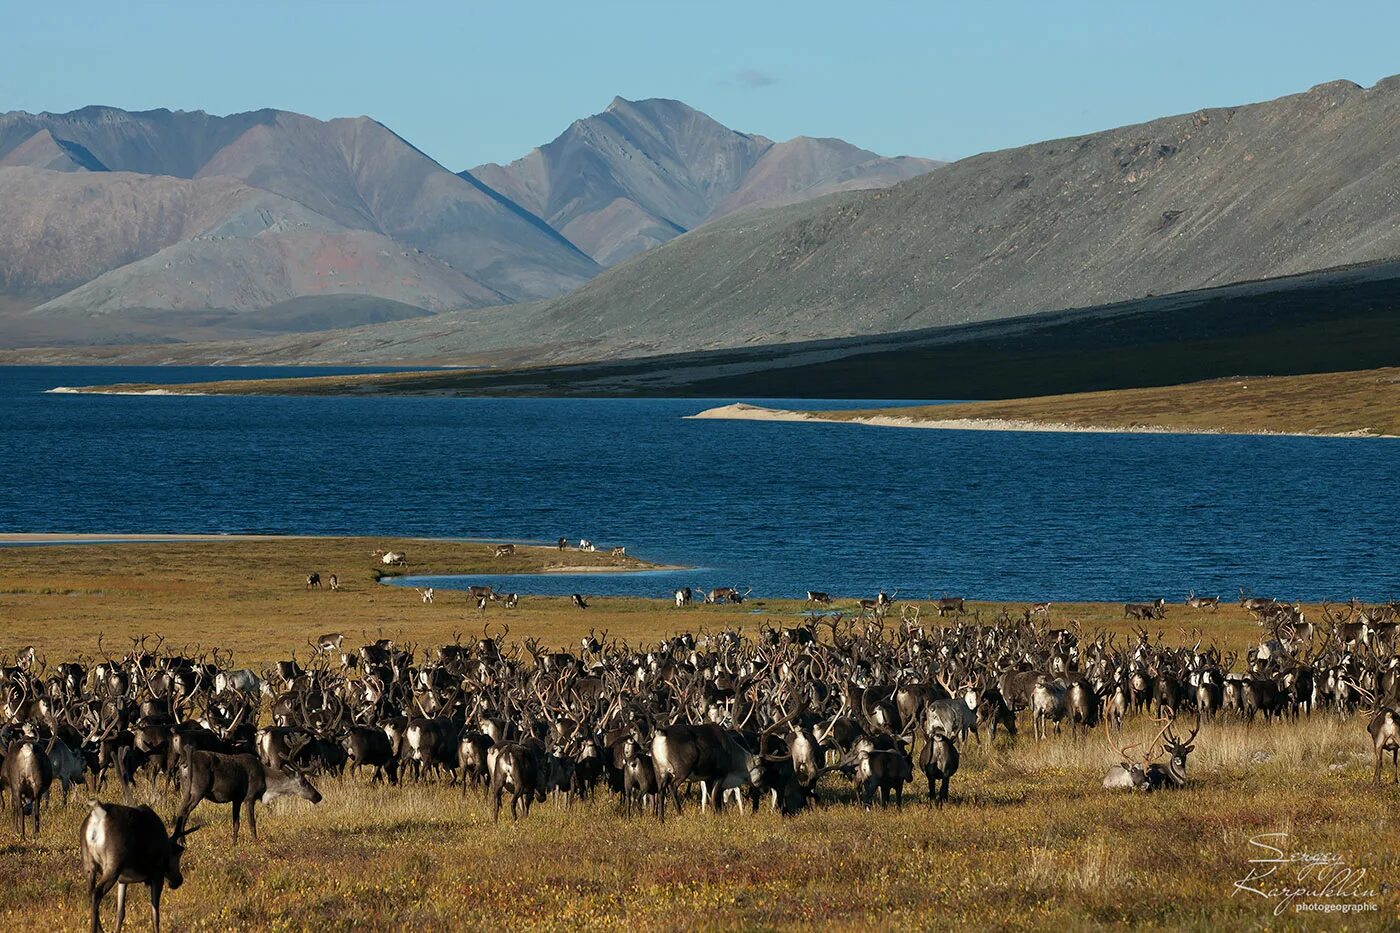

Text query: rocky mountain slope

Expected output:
[468,97,940,265]
[0,102,933,347]
[502,77,1400,355]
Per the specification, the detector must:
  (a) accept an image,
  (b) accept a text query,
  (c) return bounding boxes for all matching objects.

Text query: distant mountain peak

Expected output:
[470,98,940,266]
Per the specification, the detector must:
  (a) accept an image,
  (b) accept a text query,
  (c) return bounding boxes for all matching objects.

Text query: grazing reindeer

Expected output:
[706,586,751,605]
[578,539,595,552]
[327,574,339,591]
[494,544,516,558]
[81,800,199,933]
[806,591,833,606]
[1029,601,1052,618]
[933,596,966,617]
[2,737,54,838]
[557,536,568,550]
[305,572,321,589]
[571,594,590,610]
[1124,598,1166,620]
[415,588,435,604]
[674,587,693,608]
[610,546,627,557]
[500,593,519,609]
[175,750,322,843]
[1186,592,1220,611]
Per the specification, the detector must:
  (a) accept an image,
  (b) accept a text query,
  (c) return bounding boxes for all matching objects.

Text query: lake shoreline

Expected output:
[688,402,1398,439]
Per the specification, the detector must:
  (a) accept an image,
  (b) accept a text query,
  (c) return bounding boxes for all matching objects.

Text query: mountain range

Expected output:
[470,97,938,266]
[0,100,938,347]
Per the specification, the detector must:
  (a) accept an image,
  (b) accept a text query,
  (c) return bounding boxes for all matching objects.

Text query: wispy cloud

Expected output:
[729,68,778,89]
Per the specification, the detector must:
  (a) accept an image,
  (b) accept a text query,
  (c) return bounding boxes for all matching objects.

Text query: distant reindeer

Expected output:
[557,537,568,551]
[610,546,627,557]
[572,594,590,610]
[81,800,199,933]
[494,544,516,558]
[314,632,344,654]
[1124,598,1166,620]
[415,588,434,604]
[706,586,751,605]
[372,550,407,567]
[578,539,596,552]
[1186,592,1220,611]
[933,596,965,617]
[501,593,519,609]
[305,572,321,589]
[674,587,693,608]
[806,591,832,606]
[327,574,339,591]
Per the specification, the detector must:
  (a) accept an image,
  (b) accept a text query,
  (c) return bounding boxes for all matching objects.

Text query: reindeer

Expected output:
[578,539,595,552]
[81,800,199,933]
[314,633,344,655]
[806,591,833,606]
[706,586,751,605]
[674,587,693,608]
[571,594,590,610]
[372,550,407,567]
[175,750,322,843]
[611,547,627,558]
[918,731,959,805]
[933,596,965,617]
[328,574,339,591]
[2,736,54,838]
[494,544,516,558]
[305,572,321,589]
[488,742,546,821]
[1124,598,1166,620]
[620,736,660,818]
[415,588,435,604]
[1185,592,1220,611]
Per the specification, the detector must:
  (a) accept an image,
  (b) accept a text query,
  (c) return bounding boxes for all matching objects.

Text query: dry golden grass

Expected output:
[814,366,1400,437]
[1,539,1396,929]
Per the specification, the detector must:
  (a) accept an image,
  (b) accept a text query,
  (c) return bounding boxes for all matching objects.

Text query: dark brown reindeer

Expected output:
[81,800,199,933]
[918,731,959,805]
[175,749,322,843]
[806,591,833,606]
[620,735,660,818]
[305,572,321,589]
[488,741,546,821]
[2,735,54,838]
[1124,598,1166,621]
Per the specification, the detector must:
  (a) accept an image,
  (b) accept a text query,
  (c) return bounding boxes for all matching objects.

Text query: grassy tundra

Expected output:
[795,367,1400,438]
[1,539,1397,929]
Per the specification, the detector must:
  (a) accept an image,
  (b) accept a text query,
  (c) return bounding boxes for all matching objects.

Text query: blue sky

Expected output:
[6,1,1399,170]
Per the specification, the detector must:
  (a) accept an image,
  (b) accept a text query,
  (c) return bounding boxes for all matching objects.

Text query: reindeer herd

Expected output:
[4,588,1400,929]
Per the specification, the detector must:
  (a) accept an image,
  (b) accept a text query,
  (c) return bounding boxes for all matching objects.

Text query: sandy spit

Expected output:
[687,403,1395,439]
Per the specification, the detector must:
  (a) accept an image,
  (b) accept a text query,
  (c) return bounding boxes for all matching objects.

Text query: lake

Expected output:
[1,365,1396,601]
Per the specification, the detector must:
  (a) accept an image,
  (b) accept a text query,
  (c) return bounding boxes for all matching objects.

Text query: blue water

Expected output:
[1,365,1397,601]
